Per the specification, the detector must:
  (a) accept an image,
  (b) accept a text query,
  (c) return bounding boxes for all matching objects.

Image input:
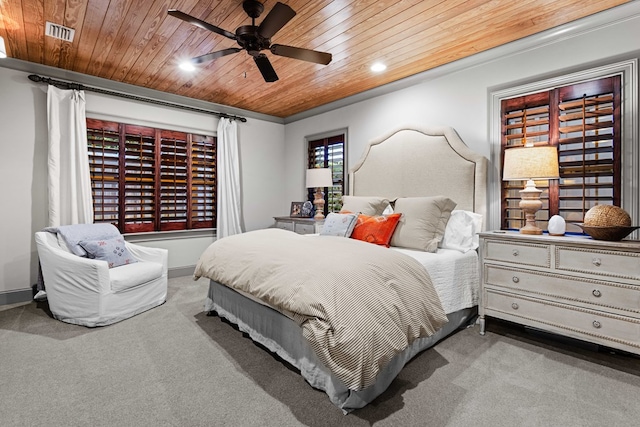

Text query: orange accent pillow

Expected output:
[350,213,402,247]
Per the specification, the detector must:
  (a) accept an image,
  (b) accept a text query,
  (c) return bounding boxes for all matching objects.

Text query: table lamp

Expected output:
[502,145,559,235]
[306,168,333,220]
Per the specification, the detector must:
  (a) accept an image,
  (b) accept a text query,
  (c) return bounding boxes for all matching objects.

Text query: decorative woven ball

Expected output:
[583,205,632,227]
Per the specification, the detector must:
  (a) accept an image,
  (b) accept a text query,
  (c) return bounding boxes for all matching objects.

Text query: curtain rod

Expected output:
[27,74,247,123]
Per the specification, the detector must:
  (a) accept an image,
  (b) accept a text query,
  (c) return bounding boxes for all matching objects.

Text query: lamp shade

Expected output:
[502,146,559,181]
[0,36,6,59]
[306,168,333,188]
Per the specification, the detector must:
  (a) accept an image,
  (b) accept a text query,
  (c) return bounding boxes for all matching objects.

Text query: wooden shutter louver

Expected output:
[501,94,551,230]
[191,134,216,229]
[556,77,621,228]
[309,144,325,168]
[308,135,345,214]
[160,130,189,231]
[326,138,344,213]
[87,119,120,228]
[122,125,156,233]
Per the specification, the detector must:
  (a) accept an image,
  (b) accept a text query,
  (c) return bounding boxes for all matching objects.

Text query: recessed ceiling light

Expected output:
[371,62,387,73]
[179,61,196,72]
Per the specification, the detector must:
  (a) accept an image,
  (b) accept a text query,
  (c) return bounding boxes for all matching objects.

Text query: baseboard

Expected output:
[0,265,196,307]
[0,288,34,306]
[169,265,195,279]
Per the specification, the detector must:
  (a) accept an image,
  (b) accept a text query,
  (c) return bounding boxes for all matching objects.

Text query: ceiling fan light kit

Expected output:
[168,1,332,83]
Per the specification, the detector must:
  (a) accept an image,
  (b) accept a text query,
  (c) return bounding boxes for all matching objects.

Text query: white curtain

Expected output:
[216,117,243,238]
[46,85,93,227]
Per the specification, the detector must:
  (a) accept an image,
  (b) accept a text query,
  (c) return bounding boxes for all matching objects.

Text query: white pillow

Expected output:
[340,196,390,216]
[390,196,457,252]
[320,213,358,237]
[440,210,483,253]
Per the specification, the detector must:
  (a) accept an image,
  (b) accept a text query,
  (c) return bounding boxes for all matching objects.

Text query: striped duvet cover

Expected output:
[193,228,448,390]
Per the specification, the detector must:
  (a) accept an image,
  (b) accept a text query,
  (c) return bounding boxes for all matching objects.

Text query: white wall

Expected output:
[0,66,285,299]
[283,4,640,231]
[0,67,48,300]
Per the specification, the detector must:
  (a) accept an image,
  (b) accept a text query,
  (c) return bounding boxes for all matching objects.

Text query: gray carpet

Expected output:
[1,276,639,427]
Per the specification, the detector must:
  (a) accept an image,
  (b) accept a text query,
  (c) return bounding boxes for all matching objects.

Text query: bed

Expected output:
[195,125,488,413]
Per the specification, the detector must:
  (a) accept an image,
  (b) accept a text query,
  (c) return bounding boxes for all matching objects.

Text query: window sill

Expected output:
[124,228,216,243]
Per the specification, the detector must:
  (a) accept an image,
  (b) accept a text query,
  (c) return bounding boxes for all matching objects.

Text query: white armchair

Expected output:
[35,230,168,327]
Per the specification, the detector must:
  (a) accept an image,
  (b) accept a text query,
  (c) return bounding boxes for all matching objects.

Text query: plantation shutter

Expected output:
[122,124,156,233]
[159,130,189,231]
[501,75,621,233]
[308,135,345,213]
[87,118,120,228]
[86,118,216,233]
[556,77,621,227]
[501,94,551,230]
[191,134,216,229]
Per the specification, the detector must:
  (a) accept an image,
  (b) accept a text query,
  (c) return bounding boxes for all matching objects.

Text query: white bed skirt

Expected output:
[204,280,476,413]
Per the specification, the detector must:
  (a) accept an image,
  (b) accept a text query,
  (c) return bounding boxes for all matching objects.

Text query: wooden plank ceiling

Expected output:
[0,0,630,118]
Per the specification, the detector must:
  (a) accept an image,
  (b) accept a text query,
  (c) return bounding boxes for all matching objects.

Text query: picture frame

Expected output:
[290,202,304,218]
[301,200,314,218]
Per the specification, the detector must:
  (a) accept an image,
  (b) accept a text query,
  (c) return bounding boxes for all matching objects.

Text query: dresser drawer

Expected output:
[556,246,640,281]
[485,265,640,314]
[274,221,294,231]
[294,223,316,234]
[483,240,550,267]
[485,290,640,348]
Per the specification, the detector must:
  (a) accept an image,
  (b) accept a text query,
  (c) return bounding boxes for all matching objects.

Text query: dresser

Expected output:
[479,231,640,355]
[272,216,322,234]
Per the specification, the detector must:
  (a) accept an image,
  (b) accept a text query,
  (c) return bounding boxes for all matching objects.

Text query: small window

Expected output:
[307,134,345,215]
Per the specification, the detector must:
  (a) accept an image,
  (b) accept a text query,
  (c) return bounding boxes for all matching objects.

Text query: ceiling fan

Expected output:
[168,1,332,83]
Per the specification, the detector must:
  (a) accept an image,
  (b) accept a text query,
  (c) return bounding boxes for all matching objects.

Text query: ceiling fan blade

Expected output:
[257,2,296,39]
[270,44,332,65]
[168,9,236,40]
[191,48,241,64]
[253,54,279,83]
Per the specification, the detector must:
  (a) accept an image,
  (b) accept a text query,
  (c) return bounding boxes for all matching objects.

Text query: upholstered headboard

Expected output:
[349,126,488,228]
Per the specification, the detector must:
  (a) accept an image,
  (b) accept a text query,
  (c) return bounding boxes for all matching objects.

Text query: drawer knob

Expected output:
[511,303,519,310]
[512,249,519,257]
[592,289,602,298]
[592,320,601,329]
[512,276,520,283]
[592,258,601,267]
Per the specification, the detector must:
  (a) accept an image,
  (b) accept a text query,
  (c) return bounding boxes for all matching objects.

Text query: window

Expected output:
[501,75,621,233]
[307,134,345,214]
[87,118,216,233]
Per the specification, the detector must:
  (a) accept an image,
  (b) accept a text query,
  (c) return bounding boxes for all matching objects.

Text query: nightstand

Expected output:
[479,231,640,356]
[273,216,323,235]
